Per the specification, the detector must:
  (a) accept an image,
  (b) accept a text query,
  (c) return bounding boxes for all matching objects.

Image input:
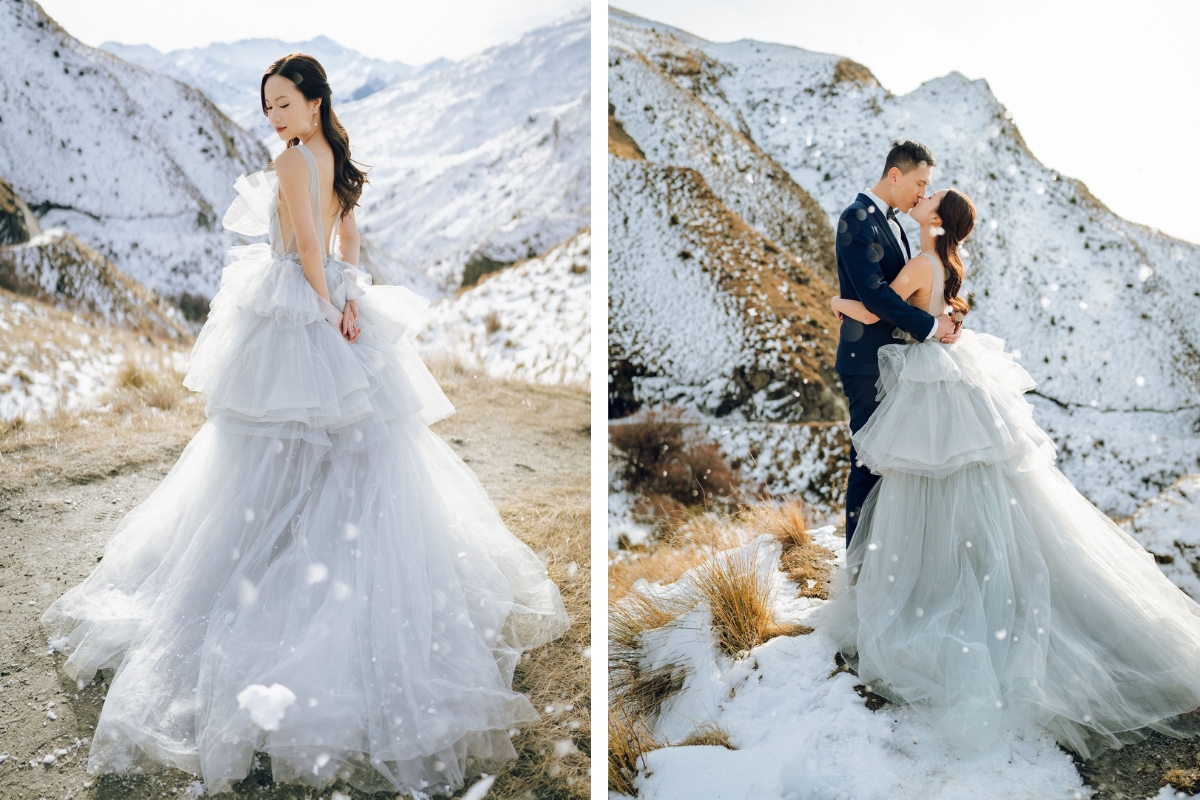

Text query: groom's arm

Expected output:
[838,212,937,342]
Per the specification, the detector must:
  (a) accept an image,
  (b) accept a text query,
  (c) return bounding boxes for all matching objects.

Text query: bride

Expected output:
[820,187,1200,758]
[40,53,569,797]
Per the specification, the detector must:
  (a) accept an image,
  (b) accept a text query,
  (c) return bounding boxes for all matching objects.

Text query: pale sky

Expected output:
[37,0,585,65]
[614,0,1200,245]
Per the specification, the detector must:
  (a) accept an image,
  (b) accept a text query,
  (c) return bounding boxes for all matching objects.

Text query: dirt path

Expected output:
[0,366,590,800]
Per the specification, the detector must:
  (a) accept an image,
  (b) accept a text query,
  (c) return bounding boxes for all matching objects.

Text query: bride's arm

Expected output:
[831,296,879,324]
[275,149,331,304]
[337,207,361,268]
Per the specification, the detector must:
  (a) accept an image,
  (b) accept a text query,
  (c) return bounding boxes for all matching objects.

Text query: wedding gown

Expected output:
[819,252,1200,758]
[40,143,570,796]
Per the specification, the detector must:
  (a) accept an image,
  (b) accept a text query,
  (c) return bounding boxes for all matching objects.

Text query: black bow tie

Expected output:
[885,207,898,221]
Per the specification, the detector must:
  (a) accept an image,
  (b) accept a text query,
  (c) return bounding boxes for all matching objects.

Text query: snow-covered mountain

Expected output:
[0,0,270,308]
[101,37,447,136]
[609,8,1200,517]
[337,7,590,289]
[609,156,844,422]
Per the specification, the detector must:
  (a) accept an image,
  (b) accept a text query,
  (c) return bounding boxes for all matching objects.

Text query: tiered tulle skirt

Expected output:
[818,330,1200,758]
[41,247,569,795]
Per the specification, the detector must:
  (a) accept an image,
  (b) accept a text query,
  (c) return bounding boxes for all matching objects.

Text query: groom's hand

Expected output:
[935,314,961,344]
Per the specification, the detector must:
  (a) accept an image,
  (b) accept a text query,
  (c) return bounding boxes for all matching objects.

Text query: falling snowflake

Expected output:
[237,684,296,731]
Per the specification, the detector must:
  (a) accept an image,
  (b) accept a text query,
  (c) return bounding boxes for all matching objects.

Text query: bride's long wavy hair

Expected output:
[260,53,369,215]
[934,189,976,317]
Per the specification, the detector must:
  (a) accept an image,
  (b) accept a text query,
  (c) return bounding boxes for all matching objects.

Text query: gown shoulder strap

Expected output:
[921,252,946,316]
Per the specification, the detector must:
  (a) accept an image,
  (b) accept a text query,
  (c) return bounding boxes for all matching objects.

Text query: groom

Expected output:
[836,139,961,545]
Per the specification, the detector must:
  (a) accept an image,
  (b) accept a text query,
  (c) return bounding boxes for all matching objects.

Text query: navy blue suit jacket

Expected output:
[834,193,937,376]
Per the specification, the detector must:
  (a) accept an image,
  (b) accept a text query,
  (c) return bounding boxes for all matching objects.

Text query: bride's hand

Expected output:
[340,299,360,343]
[830,296,844,322]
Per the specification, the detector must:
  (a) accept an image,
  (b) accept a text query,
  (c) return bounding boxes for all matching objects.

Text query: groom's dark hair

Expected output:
[881,139,936,179]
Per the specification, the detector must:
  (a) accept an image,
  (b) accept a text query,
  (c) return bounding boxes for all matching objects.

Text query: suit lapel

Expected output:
[857,193,906,266]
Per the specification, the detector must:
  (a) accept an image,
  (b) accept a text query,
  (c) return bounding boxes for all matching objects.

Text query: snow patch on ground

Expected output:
[0,291,186,421]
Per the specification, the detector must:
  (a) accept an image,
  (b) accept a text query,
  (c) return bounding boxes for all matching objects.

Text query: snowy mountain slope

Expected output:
[336,7,590,290]
[101,37,445,135]
[608,39,834,283]
[608,8,1200,516]
[0,0,270,305]
[417,230,590,386]
[609,156,844,422]
[1121,475,1200,601]
[0,228,190,340]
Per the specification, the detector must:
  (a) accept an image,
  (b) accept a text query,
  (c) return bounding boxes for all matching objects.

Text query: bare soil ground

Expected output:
[0,361,589,800]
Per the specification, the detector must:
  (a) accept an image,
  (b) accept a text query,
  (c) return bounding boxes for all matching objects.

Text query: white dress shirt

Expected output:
[862,188,940,341]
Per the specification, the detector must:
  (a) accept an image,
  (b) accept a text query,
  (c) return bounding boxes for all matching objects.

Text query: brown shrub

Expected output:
[630,493,688,526]
[1163,768,1200,793]
[609,407,739,509]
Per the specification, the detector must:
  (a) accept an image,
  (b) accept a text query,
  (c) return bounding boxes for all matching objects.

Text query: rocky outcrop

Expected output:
[0,229,191,340]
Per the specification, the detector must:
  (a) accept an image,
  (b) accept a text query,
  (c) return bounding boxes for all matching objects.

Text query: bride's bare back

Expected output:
[276,142,342,259]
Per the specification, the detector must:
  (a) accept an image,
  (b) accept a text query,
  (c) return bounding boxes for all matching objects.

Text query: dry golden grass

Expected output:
[737,500,833,599]
[740,499,810,549]
[0,415,26,437]
[489,475,590,799]
[1163,767,1200,793]
[678,721,736,750]
[103,365,188,413]
[608,498,836,792]
[609,513,741,603]
[483,310,502,335]
[115,363,150,389]
[608,705,661,797]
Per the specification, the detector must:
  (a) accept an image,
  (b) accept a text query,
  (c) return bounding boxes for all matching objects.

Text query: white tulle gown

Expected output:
[819,253,1200,758]
[41,143,569,796]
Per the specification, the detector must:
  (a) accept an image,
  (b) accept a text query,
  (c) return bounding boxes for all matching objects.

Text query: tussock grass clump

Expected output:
[610,406,739,510]
[104,367,188,414]
[115,364,150,389]
[483,310,502,335]
[689,546,803,657]
[610,589,688,661]
[0,416,25,437]
[679,721,736,750]
[621,663,690,724]
[738,499,832,599]
[609,705,662,797]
